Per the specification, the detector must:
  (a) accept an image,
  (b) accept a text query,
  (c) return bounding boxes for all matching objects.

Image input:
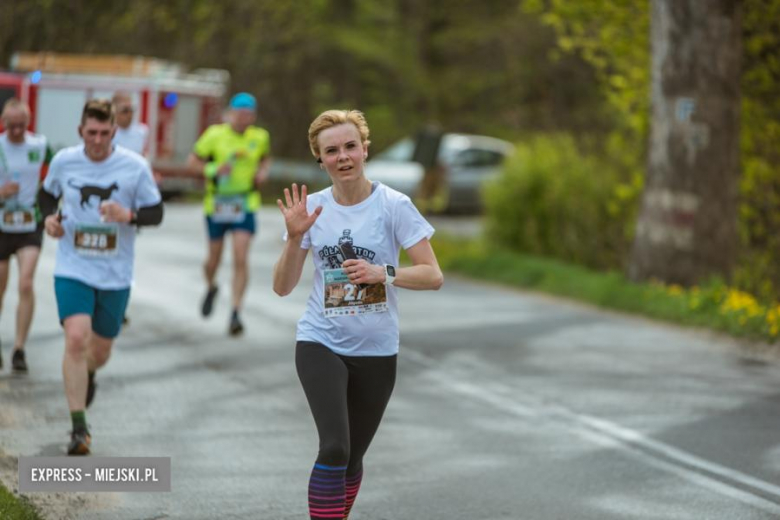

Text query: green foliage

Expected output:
[0,0,611,157]
[483,134,641,270]
[526,0,780,300]
[739,0,780,300]
[523,0,650,140]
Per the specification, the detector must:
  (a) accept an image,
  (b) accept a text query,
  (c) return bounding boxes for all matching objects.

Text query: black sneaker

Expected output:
[11,349,27,373]
[67,429,91,456]
[229,311,244,336]
[201,285,219,317]
[86,372,97,408]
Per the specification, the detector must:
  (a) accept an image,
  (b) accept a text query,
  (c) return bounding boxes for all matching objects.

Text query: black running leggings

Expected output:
[295,341,397,474]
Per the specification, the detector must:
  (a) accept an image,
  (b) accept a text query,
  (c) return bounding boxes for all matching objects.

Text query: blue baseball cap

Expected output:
[229,92,257,110]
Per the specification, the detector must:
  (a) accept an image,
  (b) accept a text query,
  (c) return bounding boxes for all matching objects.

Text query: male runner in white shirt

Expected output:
[0,98,52,373]
[39,99,163,455]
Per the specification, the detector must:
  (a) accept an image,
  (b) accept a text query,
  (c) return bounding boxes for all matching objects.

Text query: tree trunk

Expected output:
[629,0,742,286]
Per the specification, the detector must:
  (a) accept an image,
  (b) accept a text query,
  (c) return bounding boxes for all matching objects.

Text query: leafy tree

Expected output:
[526,0,780,299]
[1,0,608,157]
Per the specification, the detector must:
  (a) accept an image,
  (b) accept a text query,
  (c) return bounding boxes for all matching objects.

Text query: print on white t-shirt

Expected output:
[288,183,434,357]
[0,132,49,232]
[43,145,161,290]
[322,229,388,317]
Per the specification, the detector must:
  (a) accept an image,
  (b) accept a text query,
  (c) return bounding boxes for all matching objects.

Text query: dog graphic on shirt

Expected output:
[67,180,119,209]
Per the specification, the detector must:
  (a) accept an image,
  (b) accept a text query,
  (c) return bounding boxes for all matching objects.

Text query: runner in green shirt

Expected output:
[187,93,271,335]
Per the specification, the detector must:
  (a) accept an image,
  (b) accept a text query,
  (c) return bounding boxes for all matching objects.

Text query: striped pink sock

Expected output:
[343,470,363,519]
[308,463,346,519]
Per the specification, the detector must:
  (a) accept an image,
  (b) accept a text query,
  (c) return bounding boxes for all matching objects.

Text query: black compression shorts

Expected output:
[0,224,44,261]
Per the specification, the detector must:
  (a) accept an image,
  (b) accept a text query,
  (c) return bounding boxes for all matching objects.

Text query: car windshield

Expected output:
[450,149,507,168]
[374,138,415,162]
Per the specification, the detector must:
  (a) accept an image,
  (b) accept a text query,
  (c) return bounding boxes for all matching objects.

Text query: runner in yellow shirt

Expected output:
[187,93,271,335]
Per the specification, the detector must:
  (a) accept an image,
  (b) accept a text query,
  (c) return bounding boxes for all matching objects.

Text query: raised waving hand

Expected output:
[276,183,322,240]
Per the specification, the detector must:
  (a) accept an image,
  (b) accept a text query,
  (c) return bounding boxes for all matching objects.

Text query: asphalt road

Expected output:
[1,203,779,520]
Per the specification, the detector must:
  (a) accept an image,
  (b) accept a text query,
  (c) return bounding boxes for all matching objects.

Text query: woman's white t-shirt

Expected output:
[291,182,434,357]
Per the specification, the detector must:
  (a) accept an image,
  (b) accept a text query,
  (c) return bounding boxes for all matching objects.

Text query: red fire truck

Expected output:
[0,52,229,193]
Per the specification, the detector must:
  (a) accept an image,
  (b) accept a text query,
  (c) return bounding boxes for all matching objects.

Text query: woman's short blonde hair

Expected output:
[308,109,371,158]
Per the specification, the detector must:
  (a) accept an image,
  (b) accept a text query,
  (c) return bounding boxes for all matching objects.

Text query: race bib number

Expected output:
[0,207,36,233]
[74,223,118,257]
[323,268,388,318]
[212,195,245,223]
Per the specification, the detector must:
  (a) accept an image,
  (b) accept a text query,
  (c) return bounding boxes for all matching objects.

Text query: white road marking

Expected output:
[403,348,780,516]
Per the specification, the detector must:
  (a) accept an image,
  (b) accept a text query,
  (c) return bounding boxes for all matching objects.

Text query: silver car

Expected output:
[365,133,514,213]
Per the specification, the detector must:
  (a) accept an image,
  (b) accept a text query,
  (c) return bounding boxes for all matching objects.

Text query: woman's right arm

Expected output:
[273,237,308,296]
[273,183,323,297]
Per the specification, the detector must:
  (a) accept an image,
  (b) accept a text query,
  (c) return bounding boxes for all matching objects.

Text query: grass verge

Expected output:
[0,482,43,520]
[430,234,780,344]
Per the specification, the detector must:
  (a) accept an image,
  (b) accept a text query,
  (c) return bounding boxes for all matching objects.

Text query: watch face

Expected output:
[387,265,396,277]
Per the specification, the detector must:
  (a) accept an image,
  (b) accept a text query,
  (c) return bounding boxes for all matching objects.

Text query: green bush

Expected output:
[483,134,639,270]
[736,133,780,302]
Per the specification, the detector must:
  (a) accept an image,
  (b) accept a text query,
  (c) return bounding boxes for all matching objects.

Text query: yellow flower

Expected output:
[720,289,760,315]
[767,307,779,329]
[667,284,684,296]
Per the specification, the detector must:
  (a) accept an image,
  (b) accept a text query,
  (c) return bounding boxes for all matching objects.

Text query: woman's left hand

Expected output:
[342,259,385,286]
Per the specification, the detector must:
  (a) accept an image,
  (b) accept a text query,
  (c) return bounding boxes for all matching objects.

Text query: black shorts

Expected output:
[0,224,44,261]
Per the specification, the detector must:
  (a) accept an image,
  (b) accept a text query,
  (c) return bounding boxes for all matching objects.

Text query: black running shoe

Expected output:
[229,311,244,336]
[67,429,91,456]
[201,285,219,317]
[11,349,27,373]
[86,372,97,408]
